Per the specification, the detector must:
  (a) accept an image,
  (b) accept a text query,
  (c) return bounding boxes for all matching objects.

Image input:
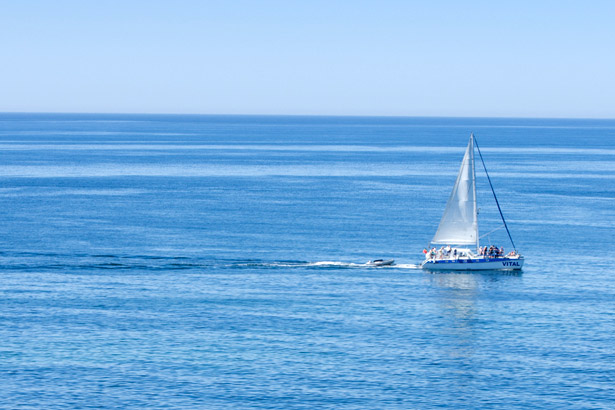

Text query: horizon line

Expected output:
[0,111,614,121]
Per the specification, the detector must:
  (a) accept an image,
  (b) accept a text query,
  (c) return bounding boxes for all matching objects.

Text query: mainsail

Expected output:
[431,135,478,246]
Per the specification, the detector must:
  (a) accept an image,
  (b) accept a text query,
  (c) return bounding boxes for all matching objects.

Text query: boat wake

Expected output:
[217,260,421,269]
[0,252,421,271]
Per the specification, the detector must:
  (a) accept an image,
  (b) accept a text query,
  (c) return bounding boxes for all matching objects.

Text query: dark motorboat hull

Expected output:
[367,259,395,266]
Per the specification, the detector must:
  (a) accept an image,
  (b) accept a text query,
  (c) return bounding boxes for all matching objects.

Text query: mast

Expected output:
[473,134,517,251]
[471,134,479,253]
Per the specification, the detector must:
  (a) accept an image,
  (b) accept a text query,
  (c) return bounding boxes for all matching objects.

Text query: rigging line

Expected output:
[473,134,517,251]
[479,225,504,239]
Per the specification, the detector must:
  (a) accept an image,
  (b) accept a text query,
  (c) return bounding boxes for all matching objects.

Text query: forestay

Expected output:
[431,135,478,246]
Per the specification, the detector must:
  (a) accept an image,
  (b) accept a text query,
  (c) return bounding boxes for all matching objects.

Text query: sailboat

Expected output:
[421,134,523,271]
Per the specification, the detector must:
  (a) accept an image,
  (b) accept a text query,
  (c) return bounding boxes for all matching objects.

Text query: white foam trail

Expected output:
[307,261,362,267]
[232,260,422,269]
[309,261,421,269]
[391,263,421,269]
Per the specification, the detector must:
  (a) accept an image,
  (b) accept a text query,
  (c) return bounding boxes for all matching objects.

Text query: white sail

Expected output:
[431,135,478,246]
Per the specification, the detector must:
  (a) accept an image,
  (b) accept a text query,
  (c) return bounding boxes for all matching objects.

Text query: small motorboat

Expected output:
[367,259,395,266]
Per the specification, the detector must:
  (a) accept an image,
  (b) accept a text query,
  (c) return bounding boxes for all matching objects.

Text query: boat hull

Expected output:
[421,257,523,271]
[367,259,395,266]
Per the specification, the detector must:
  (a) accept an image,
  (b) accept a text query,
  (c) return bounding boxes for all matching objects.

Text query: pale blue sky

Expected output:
[1,0,614,117]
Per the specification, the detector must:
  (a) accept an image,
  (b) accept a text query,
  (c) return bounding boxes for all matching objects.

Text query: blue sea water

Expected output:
[0,113,614,409]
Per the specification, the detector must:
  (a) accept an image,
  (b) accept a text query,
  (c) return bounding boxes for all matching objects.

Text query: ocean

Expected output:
[0,114,613,409]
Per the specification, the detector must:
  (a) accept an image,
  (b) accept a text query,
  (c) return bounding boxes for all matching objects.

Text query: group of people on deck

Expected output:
[480,245,504,258]
[425,245,466,260]
[424,244,511,260]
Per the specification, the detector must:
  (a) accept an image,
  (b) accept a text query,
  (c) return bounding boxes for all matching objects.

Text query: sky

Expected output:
[1,0,614,118]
